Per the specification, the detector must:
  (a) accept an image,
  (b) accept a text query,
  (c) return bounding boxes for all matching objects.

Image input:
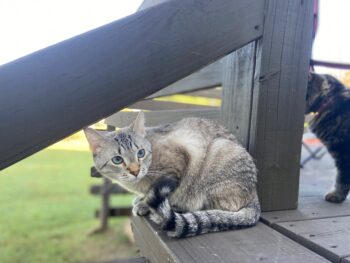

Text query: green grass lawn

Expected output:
[0,149,137,263]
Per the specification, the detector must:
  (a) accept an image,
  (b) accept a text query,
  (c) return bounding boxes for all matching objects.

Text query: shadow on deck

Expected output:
[131,138,350,263]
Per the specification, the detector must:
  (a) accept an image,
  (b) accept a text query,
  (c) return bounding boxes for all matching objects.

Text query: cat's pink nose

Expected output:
[128,163,140,177]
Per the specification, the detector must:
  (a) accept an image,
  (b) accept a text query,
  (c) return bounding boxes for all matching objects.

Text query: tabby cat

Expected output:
[84,112,260,237]
[306,72,350,203]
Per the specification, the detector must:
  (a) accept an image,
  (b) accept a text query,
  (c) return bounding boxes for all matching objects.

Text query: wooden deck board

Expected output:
[261,197,350,224]
[132,217,330,263]
[273,216,350,263]
[259,138,350,263]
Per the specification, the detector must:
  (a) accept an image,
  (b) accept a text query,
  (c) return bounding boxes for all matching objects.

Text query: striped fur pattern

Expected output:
[84,113,261,237]
[306,73,350,203]
[134,177,260,238]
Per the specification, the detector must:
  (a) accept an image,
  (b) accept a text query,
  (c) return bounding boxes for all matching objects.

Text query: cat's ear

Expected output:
[84,127,106,154]
[131,111,146,137]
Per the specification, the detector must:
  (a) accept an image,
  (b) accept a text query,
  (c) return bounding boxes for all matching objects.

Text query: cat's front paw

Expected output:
[132,198,150,216]
[325,190,347,203]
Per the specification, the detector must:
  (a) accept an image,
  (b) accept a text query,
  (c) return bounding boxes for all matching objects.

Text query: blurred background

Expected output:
[0,1,349,263]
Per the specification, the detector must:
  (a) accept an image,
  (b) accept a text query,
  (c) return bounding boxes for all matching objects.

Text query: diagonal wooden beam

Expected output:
[0,0,263,170]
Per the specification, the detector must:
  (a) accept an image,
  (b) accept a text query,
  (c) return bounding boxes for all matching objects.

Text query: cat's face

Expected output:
[305,73,344,114]
[84,112,152,184]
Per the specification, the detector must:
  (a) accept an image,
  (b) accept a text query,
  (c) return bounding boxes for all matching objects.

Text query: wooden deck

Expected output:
[131,141,350,263]
[262,140,350,263]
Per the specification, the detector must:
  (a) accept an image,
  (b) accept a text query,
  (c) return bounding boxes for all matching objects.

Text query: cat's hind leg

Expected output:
[326,157,350,203]
[325,182,350,203]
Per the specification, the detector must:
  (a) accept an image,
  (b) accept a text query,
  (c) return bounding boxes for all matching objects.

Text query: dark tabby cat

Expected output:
[306,72,350,203]
[84,112,260,238]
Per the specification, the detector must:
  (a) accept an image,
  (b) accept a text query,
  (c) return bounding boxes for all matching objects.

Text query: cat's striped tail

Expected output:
[141,177,260,238]
[150,198,260,238]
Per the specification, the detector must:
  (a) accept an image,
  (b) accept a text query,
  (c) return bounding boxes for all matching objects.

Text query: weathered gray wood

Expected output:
[95,207,132,218]
[221,42,257,147]
[186,87,222,99]
[148,61,223,99]
[261,196,350,225]
[342,257,350,263]
[140,0,223,100]
[273,216,350,263]
[247,0,314,211]
[129,100,215,111]
[0,0,264,170]
[90,184,129,195]
[106,109,220,128]
[99,177,111,230]
[132,217,330,263]
[132,217,180,263]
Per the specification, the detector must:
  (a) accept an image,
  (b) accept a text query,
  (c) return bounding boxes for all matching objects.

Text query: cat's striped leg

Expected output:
[133,176,178,221]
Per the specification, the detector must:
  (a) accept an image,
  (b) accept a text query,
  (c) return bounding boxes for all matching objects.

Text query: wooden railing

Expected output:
[0,0,264,171]
[105,0,315,212]
[0,0,314,213]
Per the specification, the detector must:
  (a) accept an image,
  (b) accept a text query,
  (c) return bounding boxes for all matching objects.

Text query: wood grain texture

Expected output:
[147,60,223,99]
[106,109,220,128]
[261,197,350,225]
[132,217,330,263]
[248,0,314,211]
[273,216,350,263]
[221,42,257,147]
[132,216,180,263]
[128,99,215,111]
[140,1,224,99]
[186,88,221,99]
[0,0,264,170]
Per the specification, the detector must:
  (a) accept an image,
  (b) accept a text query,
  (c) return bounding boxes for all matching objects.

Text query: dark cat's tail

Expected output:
[143,176,260,238]
[150,198,260,238]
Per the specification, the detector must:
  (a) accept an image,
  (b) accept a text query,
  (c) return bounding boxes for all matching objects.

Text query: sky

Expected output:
[312,0,350,76]
[0,0,349,76]
[0,0,143,65]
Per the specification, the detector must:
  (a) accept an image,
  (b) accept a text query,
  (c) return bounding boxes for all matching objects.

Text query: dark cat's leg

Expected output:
[325,182,350,203]
[325,154,350,203]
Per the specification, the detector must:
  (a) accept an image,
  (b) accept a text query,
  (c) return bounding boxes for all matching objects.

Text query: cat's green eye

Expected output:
[111,156,123,165]
[137,149,145,158]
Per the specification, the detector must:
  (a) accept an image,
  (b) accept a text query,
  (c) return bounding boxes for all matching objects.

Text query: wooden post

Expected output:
[221,0,314,211]
[221,42,257,146]
[99,125,114,231]
[100,177,111,231]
